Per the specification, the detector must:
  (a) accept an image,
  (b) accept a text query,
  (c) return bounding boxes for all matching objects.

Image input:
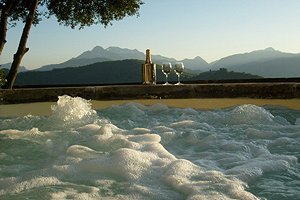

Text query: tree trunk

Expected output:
[0,7,8,56]
[4,0,39,89]
[0,0,18,55]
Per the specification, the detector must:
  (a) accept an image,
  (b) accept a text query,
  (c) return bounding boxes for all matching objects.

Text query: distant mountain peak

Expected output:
[107,46,132,51]
[264,47,276,51]
[194,56,206,60]
[106,46,123,51]
[106,46,144,56]
[92,46,105,51]
[77,46,107,59]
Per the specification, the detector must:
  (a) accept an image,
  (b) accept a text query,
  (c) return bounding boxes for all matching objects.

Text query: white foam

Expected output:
[128,133,161,143]
[132,127,151,134]
[66,145,99,159]
[228,104,275,125]
[163,159,258,200]
[0,129,23,137]
[1,96,299,199]
[0,177,62,195]
[49,95,97,126]
[225,155,296,182]
[77,124,101,133]
[77,148,156,180]
[50,189,101,200]
[0,128,46,140]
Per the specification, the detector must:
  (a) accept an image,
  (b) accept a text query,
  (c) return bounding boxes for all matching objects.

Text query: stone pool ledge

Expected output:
[1,82,300,104]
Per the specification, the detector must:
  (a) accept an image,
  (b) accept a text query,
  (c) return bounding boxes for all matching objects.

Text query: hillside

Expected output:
[37,57,112,71]
[230,57,300,78]
[210,48,300,78]
[189,68,262,81]
[181,56,209,71]
[211,47,298,69]
[16,60,144,86]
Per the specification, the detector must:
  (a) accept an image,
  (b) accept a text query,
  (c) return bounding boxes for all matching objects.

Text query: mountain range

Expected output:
[13,60,262,86]
[34,46,209,72]
[1,46,300,78]
[210,47,300,77]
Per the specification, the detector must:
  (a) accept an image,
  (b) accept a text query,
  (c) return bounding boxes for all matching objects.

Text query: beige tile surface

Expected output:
[1,98,300,117]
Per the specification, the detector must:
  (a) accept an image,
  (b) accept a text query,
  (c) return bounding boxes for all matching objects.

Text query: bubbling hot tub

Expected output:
[0,94,300,200]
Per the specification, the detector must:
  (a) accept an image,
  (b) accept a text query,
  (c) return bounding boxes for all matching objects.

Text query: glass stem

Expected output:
[178,75,180,84]
[166,74,168,84]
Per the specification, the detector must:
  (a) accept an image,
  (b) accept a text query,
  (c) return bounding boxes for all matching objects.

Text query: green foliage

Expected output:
[0,0,45,27]
[46,0,144,28]
[2,0,143,28]
[0,68,7,86]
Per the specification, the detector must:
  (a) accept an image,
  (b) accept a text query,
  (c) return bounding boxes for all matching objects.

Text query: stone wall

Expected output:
[1,83,300,104]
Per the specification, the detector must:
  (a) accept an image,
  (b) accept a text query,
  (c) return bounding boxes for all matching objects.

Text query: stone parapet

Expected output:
[1,83,300,104]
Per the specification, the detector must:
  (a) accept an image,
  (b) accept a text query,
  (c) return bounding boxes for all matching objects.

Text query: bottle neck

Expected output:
[145,49,152,64]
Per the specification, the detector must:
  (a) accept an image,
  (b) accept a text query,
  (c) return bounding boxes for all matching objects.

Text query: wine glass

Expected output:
[162,62,172,85]
[174,62,184,85]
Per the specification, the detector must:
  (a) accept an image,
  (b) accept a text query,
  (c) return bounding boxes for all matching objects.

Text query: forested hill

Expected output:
[189,68,262,81]
[13,60,262,86]
[15,60,144,86]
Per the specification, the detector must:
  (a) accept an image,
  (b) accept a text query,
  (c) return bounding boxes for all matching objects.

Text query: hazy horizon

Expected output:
[3,46,298,70]
[1,0,300,69]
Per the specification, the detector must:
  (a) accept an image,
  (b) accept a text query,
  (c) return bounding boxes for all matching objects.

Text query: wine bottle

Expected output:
[142,49,156,84]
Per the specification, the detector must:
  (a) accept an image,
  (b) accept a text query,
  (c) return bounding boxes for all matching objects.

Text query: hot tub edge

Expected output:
[1,83,300,104]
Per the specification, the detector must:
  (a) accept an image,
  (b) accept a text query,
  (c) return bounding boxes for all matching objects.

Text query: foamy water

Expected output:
[0,95,299,200]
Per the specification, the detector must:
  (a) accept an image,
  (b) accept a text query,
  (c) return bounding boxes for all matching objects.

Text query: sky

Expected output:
[1,0,300,70]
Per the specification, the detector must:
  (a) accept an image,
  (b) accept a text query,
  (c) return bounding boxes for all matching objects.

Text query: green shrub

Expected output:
[0,69,7,87]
